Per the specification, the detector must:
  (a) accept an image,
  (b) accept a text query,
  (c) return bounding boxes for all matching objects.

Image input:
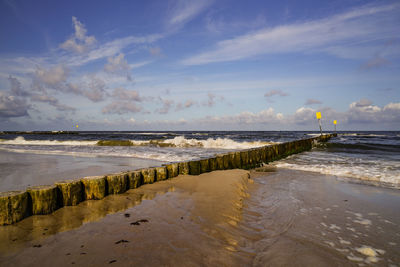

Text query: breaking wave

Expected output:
[0,136,273,150]
[0,136,98,146]
[275,152,400,188]
[158,136,274,149]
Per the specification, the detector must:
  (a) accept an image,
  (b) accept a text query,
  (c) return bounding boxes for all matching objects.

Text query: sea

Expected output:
[0,131,399,191]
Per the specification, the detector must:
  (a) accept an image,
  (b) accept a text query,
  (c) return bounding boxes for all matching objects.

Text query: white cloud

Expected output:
[101,87,144,115]
[83,76,107,102]
[176,99,196,110]
[60,17,97,54]
[156,98,174,114]
[111,87,142,102]
[104,53,130,74]
[305,98,322,105]
[350,98,372,108]
[102,101,142,114]
[129,60,153,69]
[65,34,163,67]
[30,93,75,112]
[384,102,400,111]
[168,0,213,28]
[182,3,400,65]
[203,92,224,107]
[264,89,288,98]
[0,91,30,118]
[34,65,69,88]
[264,89,288,103]
[8,75,29,97]
[347,98,400,124]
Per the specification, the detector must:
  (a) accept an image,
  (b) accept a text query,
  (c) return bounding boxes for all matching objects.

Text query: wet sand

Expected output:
[243,169,400,266]
[0,168,399,266]
[0,150,162,192]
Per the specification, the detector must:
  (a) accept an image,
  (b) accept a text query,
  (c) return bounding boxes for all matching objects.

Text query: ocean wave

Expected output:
[158,136,274,149]
[341,133,389,137]
[306,133,321,137]
[0,136,98,146]
[0,136,273,150]
[95,136,274,149]
[275,161,400,187]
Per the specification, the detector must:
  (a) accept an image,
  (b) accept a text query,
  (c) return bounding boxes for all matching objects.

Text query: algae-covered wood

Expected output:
[0,191,30,225]
[56,180,83,206]
[106,173,128,194]
[27,185,59,215]
[81,176,106,200]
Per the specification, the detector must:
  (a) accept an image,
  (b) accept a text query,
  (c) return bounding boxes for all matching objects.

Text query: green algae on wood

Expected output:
[229,152,241,169]
[155,166,167,181]
[81,176,106,200]
[216,155,224,170]
[141,168,156,184]
[178,162,189,175]
[106,173,128,194]
[27,185,59,215]
[0,191,30,225]
[189,160,201,175]
[239,151,249,169]
[222,154,231,170]
[55,180,83,206]
[209,157,217,172]
[200,158,210,173]
[127,171,142,189]
[165,163,179,179]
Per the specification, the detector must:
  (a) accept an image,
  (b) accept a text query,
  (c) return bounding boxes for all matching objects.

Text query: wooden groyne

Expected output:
[0,134,336,225]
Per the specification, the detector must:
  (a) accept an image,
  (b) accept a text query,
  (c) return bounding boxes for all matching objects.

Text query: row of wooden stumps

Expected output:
[0,134,336,225]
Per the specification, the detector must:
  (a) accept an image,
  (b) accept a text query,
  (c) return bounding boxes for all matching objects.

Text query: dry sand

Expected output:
[0,168,399,266]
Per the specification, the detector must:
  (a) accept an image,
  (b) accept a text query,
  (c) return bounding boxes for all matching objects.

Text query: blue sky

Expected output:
[0,0,399,131]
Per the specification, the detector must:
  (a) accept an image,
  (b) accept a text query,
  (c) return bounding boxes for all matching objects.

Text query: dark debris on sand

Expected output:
[130,219,149,225]
[115,239,129,244]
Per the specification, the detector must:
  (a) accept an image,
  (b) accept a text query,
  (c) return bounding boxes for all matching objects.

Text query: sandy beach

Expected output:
[0,167,399,266]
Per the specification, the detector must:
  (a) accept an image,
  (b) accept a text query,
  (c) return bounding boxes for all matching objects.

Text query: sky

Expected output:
[0,0,399,131]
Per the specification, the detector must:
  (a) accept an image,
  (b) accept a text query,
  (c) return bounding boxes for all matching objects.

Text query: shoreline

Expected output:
[0,168,399,266]
[0,134,335,225]
[270,164,400,190]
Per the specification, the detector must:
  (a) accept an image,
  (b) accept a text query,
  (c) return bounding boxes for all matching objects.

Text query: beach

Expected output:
[1,168,399,266]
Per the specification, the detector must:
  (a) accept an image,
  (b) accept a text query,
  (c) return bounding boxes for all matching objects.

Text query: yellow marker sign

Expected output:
[333,120,337,125]
[316,112,321,119]
[76,125,79,128]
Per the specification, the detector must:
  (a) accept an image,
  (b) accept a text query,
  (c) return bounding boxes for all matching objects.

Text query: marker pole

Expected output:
[318,119,322,135]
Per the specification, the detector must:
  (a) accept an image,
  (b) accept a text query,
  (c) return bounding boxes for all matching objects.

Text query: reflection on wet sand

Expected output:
[0,184,172,253]
[0,170,253,266]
